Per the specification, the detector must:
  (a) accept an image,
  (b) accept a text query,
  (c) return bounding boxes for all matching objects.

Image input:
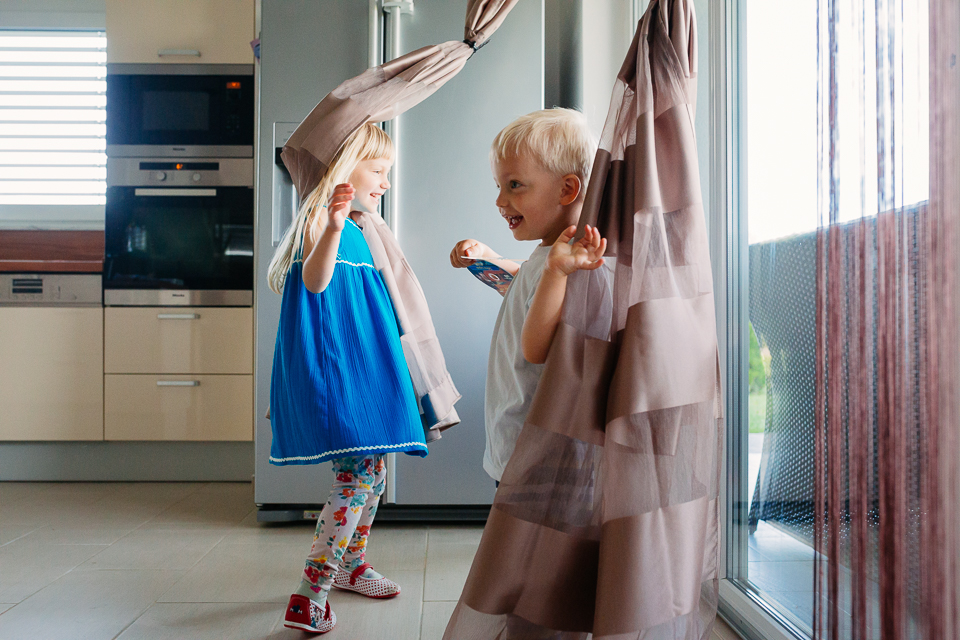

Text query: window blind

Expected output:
[0,30,107,214]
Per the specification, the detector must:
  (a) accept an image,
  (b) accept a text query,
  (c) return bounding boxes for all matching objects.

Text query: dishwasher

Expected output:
[0,274,104,441]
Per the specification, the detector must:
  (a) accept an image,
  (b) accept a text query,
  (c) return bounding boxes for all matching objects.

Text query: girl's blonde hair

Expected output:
[267,123,394,294]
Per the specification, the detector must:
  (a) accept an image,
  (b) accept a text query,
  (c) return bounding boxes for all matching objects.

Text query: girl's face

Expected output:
[348,157,393,213]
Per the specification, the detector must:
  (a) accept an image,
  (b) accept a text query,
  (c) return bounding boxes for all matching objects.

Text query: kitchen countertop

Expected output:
[0,230,104,273]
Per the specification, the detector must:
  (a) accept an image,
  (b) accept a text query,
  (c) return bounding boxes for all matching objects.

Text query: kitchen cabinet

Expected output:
[104,374,252,441]
[105,0,255,65]
[104,306,253,441]
[105,307,253,374]
[0,308,103,441]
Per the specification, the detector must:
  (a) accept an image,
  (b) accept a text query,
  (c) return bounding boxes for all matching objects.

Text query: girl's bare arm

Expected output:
[301,184,355,293]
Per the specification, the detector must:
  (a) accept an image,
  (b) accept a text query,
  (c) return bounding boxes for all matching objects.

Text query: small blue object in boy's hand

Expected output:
[465,259,514,295]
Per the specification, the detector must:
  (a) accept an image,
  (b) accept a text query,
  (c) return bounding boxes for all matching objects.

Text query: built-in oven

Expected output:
[104,158,253,306]
[106,64,254,158]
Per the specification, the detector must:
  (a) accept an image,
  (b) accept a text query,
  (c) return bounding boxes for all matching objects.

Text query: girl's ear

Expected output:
[559,174,582,206]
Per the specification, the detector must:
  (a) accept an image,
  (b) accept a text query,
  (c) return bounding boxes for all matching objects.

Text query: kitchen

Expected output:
[0,1,740,639]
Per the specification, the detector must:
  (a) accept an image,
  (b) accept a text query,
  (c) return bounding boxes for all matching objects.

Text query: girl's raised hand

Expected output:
[326,183,355,232]
[546,225,607,276]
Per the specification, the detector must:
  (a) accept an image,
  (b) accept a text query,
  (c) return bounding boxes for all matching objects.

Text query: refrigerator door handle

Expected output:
[382,1,408,240]
[369,0,382,69]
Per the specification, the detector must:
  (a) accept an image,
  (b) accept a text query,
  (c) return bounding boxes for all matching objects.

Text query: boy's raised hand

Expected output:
[450,239,492,269]
[546,225,607,276]
[326,183,355,232]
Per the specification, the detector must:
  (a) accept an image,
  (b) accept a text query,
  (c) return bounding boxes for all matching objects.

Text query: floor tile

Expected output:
[116,602,284,640]
[0,482,56,506]
[1,495,163,530]
[0,568,185,640]
[18,525,133,546]
[423,526,484,602]
[141,483,255,529]
[219,515,317,545]
[359,525,428,574]
[158,541,306,603]
[77,529,226,571]
[421,601,457,640]
[712,617,742,640]
[0,526,39,547]
[0,537,107,603]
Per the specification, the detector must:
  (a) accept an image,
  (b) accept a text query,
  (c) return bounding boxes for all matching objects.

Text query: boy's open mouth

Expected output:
[504,214,523,230]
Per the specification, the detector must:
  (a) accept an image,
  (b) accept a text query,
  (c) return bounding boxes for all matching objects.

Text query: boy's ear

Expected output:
[559,174,582,206]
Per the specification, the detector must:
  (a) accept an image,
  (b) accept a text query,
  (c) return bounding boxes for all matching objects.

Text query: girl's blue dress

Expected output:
[269,217,428,465]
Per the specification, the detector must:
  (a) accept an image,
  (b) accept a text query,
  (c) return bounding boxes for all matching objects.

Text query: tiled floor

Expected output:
[0,482,742,639]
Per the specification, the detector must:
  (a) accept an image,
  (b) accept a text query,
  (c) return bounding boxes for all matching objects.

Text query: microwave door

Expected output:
[106,70,254,155]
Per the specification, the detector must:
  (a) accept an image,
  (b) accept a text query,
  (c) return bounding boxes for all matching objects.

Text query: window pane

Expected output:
[0,30,107,215]
[735,1,930,635]
[739,0,819,633]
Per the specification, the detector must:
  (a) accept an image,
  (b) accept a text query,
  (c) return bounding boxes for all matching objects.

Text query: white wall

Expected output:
[0,0,105,29]
[580,0,634,136]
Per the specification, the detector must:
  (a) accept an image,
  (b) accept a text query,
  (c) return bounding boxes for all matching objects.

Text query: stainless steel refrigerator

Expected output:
[254,0,545,519]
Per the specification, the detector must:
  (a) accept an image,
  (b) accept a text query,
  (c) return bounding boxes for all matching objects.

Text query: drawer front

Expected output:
[105,374,252,441]
[0,307,103,441]
[105,307,252,374]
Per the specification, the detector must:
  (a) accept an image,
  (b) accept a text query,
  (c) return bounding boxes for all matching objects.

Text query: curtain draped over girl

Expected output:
[443,1,722,638]
[813,0,960,637]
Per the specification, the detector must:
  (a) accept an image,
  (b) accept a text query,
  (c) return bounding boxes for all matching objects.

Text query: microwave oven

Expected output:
[106,64,254,158]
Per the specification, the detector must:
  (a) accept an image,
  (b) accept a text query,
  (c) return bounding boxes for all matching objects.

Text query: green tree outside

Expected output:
[748,323,770,433]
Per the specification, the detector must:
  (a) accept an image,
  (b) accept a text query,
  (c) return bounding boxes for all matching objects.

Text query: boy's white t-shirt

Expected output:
[483,244,551,481]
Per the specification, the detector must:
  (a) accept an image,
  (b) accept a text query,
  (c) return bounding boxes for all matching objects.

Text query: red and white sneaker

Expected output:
[283,594,336,634]
[332,563,401,599]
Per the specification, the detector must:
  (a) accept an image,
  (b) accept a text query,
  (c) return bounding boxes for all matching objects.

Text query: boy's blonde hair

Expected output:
[490,108,597,186]
[267,123,393,294]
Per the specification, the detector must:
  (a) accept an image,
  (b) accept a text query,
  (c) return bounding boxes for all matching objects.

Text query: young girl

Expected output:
[268,124,428,634]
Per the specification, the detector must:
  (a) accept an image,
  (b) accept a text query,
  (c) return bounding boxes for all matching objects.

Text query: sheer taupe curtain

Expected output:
[813,0,960,637]
[443,1,722,638]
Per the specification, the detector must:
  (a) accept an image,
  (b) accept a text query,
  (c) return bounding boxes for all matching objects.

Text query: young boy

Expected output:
[449,108,602,483]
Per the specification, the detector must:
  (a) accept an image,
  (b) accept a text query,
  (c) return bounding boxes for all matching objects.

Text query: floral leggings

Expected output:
[300,454,386,599]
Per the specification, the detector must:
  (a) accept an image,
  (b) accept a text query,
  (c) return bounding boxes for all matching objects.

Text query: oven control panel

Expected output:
[106,158,253,188]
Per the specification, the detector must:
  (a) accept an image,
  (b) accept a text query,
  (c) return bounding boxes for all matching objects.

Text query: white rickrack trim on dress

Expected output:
[335,258,375,269]
[269,441,427,463]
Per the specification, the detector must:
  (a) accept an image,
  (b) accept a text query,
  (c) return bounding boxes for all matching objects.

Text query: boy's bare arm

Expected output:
[521,225,606,364]
[450,239,521,276]
[521,268,568,364]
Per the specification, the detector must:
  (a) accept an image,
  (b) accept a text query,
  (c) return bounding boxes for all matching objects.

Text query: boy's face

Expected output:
[349,158,393,213]
[493,154,578,245]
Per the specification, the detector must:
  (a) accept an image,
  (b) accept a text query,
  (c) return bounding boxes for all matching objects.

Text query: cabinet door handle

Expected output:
[158,49,201,57]
[157,313,200,320]
[157,380,200,387]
